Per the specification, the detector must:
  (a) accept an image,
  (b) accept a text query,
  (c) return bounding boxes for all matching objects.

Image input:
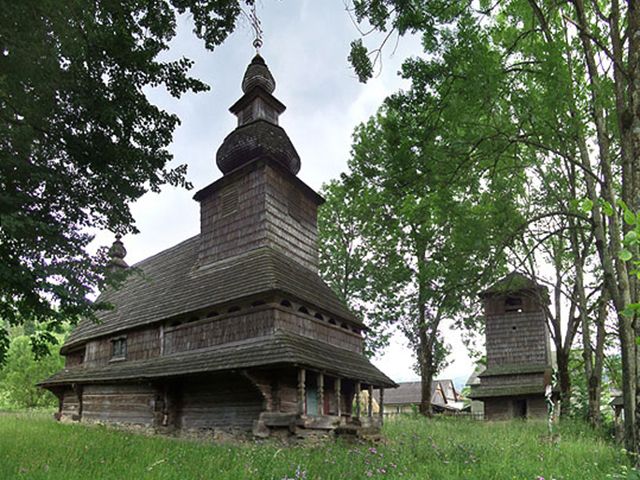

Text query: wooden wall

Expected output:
[481,373,546,387]
[196,161,319,270]
[82,384,155,426]
[197,166,268,266]
[84,328,160,367]
[60,388,81,420]
[485,310,549,368]
[275,307,362,353]
[484,395,547,420]
[177,373,265,430]
[264,164,318,270]
[164,308,276,355]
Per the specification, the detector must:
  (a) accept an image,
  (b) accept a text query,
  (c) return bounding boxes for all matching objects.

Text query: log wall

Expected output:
[82,384,155,426]
[178,373,265,430]
[60,388,81,420]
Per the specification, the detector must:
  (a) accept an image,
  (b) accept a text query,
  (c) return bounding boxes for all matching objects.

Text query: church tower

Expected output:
[194,54,320,271]
[469,272,554,420]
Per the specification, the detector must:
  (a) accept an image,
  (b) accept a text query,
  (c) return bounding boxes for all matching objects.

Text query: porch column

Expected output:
[297,368,306,416]
[355,381,361,418]
[318,373,324,415]
[335,378,342,417]
[368,385,373,417]
[380,388,385,425]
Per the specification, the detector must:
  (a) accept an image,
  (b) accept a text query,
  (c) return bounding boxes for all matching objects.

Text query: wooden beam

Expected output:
[379,388,384,425]
[297,368,306,416]
[368,385,373,417]
[318,373,324,415]
[355,381,361,418]
[335,378,342,418]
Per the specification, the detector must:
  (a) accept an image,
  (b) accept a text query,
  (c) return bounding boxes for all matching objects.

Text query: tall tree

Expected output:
[321,17,524,413]
[347,0,639,451]
[0,0,248,360]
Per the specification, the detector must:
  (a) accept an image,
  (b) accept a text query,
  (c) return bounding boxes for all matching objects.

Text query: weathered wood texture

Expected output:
[484,395,547,421]
[481,373,546,387]
[264,164,318,270]
[65,351,84,368]
[82,384,155,426]
[164,308,276,355]
[196,162,318,270]
[84,328,160,367]
[198,167,268,266]
[275,307,362,353]
[177,374,264,430]
[485,310,549,368]
[60,388,81,419]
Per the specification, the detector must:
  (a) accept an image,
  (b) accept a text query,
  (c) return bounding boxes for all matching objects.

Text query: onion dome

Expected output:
[216,54,301,175]
[107,235,128,270]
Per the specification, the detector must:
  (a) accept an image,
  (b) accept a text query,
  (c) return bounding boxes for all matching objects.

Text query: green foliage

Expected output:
[0,0,247,362]
[0,413,631,479]
[0,335,64,409]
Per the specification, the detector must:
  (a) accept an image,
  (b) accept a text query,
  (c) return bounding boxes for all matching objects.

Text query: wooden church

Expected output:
[469,272,554,420]
[40,54,395,438]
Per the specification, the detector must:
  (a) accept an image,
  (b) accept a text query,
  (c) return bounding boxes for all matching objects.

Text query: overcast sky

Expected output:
[94,0,476,386]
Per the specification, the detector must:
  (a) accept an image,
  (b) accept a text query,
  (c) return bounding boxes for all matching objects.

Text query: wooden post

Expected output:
[335,378,342,418]
[379,388,384,425]
[368,385,373,417]
[318,373,324,415]
[297,368,306,416]
[355,381,361,418]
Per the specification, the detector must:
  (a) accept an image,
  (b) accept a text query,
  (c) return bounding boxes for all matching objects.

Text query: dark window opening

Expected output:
[280,300,292,308]
[340,323,349,329]
[328,318,337,325]
[505,296,523,313]
[352,328,361,335]
[314,312,324,321]
[513,399,527,419]
[298,306,310,315]
[512,325,517,331]
[227,306,241,313]
[111,338,127,360]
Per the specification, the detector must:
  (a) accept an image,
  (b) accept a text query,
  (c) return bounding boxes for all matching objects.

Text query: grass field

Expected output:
[0,411,633,479]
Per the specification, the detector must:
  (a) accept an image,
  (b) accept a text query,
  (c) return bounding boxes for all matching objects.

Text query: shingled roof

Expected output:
[373,380,458,409]
[63,240,360,352]
[44,330,396,388]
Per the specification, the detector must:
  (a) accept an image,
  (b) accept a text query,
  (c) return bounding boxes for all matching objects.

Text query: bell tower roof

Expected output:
[216,54,301,176]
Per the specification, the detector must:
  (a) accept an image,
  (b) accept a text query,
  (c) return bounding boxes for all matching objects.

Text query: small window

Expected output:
[298,306,310,315]
[111,337,127,360]
[505,296,523,313]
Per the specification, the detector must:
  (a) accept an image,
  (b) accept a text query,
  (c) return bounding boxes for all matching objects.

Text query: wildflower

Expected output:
[369,447,378,455]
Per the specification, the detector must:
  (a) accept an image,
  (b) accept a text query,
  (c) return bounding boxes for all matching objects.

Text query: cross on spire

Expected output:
[248,3,263,53]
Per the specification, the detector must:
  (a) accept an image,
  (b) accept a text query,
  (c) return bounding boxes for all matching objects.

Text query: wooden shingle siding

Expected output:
[481,372,546,387]
[164,309,276,355]
[84,328,160,367]
[275,308,362,353]
[264,164,318,270]
[178,374,264,430]
[82,384,155,426]
[485,311,549,368]
[198,166,268,266]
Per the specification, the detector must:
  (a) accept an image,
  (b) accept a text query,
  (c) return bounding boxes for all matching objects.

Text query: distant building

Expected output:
[469,272,555,420]
[374,380,464,415]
